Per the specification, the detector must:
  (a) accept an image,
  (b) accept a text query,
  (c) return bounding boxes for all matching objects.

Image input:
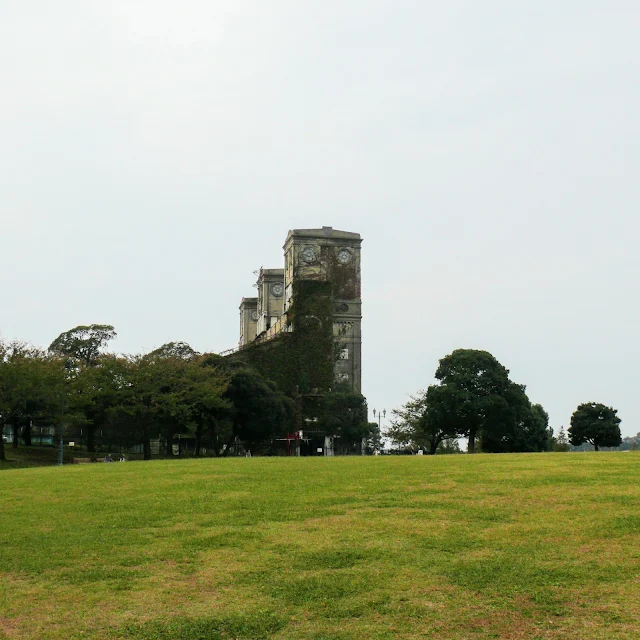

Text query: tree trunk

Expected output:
[165,425,173,456]
[12,424,19,448]
[24,422,32,446]
[468,429,476,454]
[594,443,599,452]
[195,425,202,457]
[87,426,96,453]
[429,438,440,455]
[0,436,5,461]
[143,424,151,460]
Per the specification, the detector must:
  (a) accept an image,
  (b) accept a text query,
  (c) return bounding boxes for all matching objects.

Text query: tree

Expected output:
[0,341,67,459]
[145,352,230,456]
[319,391,367,439]
[101,353,228,460]
[553,426,570,452]
[391,349,551,454]
[433,349,511,453]
[388,385,462,455]
[61,347,230,459]
[568,403,621,451]
[437,438,462,454]
[480,386,552,453]
[529,404,553,451]
[49,325,116,366]
[147,342,199,361]
[106,355,161,460]
[68,354,130,453]
[223,368,293,453]
[317,391,377,452]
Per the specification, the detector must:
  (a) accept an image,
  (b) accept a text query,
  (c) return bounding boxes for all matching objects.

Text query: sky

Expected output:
[1,1,639,437]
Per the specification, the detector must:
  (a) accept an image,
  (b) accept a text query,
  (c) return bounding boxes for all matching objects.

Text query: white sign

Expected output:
[69,442,75,447]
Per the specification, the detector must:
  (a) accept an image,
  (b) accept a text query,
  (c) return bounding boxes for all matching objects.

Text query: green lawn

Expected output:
[0,445,69,469]
[0,446,148,469]
[1,454,639,639]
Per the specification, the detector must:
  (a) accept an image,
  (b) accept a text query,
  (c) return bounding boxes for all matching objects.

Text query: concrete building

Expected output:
[238,297,258,348]
[237,226,362,392]
[255,268,285,336]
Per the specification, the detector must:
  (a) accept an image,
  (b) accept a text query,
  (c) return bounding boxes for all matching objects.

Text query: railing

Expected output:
[219,317,291,357]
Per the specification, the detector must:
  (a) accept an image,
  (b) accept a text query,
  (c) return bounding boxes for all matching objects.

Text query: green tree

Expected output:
[433,349,511,453]
[388,385,462,455]
[107,355,164,460]
[317,391,377,452]
[553,425,570,452]
[0,341,67,459]
[142,348,198,456]
[48,325,117,453]
[148,353,230,456]
[437,438,462,454]
[223,368,293,453]
[393,349,550,454]
[147,342,199,361]
[529,403,553,451]
[69,354,131,453]
[319,391,367,440]
[49,324,116,366]
[568,402,621,451]
[70,349,230,459]
[481,386,551,453]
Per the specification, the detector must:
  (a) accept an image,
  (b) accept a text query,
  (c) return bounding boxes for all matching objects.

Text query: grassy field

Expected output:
[0,445,83,469]
[1,454,640,639]
[0,445,148,469]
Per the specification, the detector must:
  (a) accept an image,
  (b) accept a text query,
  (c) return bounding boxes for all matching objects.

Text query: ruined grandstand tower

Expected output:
[236,227,362,393]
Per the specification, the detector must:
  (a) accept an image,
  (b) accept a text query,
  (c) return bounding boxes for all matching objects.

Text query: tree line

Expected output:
[0,325,377,461]
[1,331,622,462]
[387,349,622,454]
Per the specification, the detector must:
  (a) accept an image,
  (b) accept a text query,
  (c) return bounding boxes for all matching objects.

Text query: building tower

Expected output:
[238,297,258,348]
[235,226,362,394]
[255,268,285,336]
[283,226,362,392]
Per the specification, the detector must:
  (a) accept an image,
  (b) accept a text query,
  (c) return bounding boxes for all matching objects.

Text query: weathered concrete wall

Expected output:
[238,297,258,348]
[283,227,362,392]
[236,226,362,393]
[256,268,285,336]
[232,281,334,397]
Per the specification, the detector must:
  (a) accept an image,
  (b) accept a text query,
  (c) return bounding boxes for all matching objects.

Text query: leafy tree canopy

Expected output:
[223,368,293,447]
[389,349,551,454]
[433,349,510,453]
[147,342,199,361]
[0,341,67,459]
[388,385,463,455]
[49,324,116,366]
[568,402,621,451]
[318,391,371,442]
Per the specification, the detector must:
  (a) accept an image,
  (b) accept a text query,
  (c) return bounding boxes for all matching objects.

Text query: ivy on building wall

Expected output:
[323,248,360,300]
[229,281,336,406]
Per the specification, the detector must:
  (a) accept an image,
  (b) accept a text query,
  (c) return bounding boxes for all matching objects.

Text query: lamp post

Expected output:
[372,408,386,431]
[57,423,64,466]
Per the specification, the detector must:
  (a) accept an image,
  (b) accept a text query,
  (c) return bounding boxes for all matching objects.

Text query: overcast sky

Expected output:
[1,1,638,437]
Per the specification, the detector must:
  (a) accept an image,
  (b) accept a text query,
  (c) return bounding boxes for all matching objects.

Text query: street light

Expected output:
[372,408,386,431]
[57,423,64,466]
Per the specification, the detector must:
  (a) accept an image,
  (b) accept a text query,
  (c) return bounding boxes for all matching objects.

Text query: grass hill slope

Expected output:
[1,454,640,639]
